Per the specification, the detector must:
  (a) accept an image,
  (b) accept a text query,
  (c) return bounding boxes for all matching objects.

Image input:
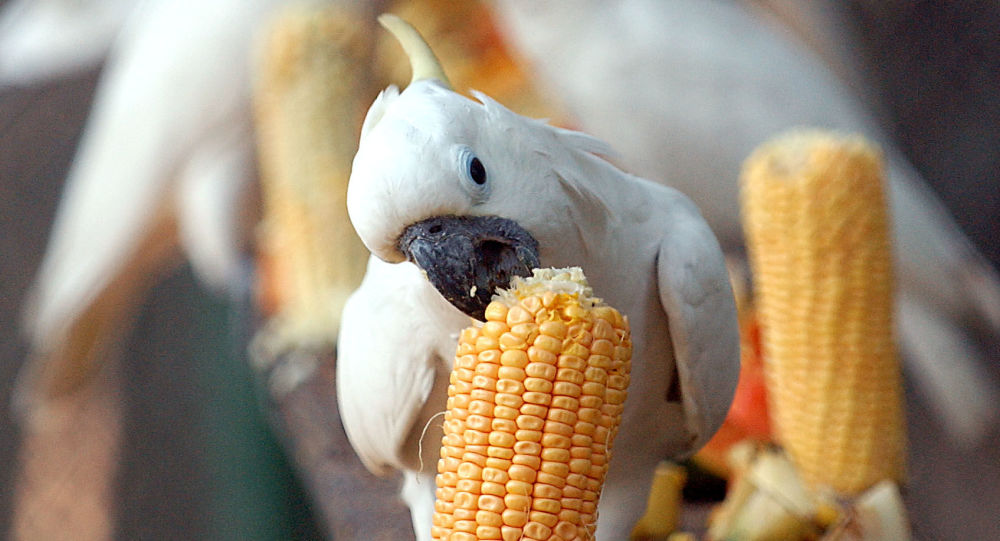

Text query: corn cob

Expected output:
[739,130,906,495]
[253,5,372,344]
[432,267,632,541]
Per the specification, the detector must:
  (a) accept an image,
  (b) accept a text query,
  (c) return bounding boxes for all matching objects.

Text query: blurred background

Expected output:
[0,60,324,540]
[1,1,998,540]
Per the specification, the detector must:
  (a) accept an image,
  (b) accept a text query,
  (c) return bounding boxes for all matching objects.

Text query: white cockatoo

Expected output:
[13,0,292,418]
[337,16,739,540]
[490,0,1000,446]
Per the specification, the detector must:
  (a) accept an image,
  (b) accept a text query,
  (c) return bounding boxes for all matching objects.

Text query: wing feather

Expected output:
[656,200,740,451]
[336,257,468,475]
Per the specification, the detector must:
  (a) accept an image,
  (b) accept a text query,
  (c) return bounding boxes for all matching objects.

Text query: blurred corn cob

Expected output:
[252,5,374,348]
[380,0,567,120]
[433,267,631,541]
[740,130,906,495]
[705,131,911,540]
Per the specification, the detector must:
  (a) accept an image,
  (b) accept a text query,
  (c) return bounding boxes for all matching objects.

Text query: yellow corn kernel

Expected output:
[253,5,372,343]
[740,130,906,495]
[433,268,632,540]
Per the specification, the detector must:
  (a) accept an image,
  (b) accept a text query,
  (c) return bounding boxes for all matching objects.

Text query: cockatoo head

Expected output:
[348,15,559,319]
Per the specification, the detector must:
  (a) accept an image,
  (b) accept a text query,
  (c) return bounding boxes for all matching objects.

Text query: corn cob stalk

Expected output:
[723,445,825,541]
[740,130,906,495]
[433,267,632,541]
[707,443,909,541]
[253,5,373,346]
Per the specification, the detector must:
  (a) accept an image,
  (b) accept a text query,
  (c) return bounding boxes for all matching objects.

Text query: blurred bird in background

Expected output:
[7,0,287,421]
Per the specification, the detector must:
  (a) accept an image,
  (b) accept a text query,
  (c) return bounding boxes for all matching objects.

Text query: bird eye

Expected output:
[456,146,490,203]
[469,157,487,185]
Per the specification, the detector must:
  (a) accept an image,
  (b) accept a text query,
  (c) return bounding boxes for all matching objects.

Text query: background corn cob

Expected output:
[253,5,373,347]
[379,0,567,121]
[433,268,632,541]
[740,130,906,495]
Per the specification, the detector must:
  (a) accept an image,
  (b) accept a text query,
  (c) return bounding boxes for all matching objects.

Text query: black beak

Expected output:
[398,215,540,320]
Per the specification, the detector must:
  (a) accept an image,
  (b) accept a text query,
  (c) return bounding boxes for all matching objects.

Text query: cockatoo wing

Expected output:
[336,256,469,476]
[0,0,140,86]
[175,115,256,290]
[656,198,741,454]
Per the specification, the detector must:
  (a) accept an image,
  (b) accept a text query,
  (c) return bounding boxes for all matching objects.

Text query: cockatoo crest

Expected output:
[359,85,400,140]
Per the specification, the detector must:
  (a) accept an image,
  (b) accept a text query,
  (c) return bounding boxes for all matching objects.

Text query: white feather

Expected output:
[336,257,469,476]
[360,84,401,140]
[175,116,255,290]
[0,0,140,86]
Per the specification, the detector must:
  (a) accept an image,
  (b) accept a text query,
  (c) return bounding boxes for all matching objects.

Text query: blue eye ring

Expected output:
[455,145,490,203]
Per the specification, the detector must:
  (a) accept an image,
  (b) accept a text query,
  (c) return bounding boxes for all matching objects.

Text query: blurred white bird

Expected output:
[491,0,1000,446]
[0,0,140,86]
[11,0,294,420]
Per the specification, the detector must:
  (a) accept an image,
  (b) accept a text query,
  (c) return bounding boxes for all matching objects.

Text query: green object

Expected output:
[198,274,325,541]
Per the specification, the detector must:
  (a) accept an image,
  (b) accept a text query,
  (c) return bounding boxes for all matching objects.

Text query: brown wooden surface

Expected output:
[10,369,121,541]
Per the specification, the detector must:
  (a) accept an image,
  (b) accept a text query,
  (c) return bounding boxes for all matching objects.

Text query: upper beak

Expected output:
[398,215,540,320]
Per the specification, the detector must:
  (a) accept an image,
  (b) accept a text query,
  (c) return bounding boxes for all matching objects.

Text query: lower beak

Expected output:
[398,215,540,320]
